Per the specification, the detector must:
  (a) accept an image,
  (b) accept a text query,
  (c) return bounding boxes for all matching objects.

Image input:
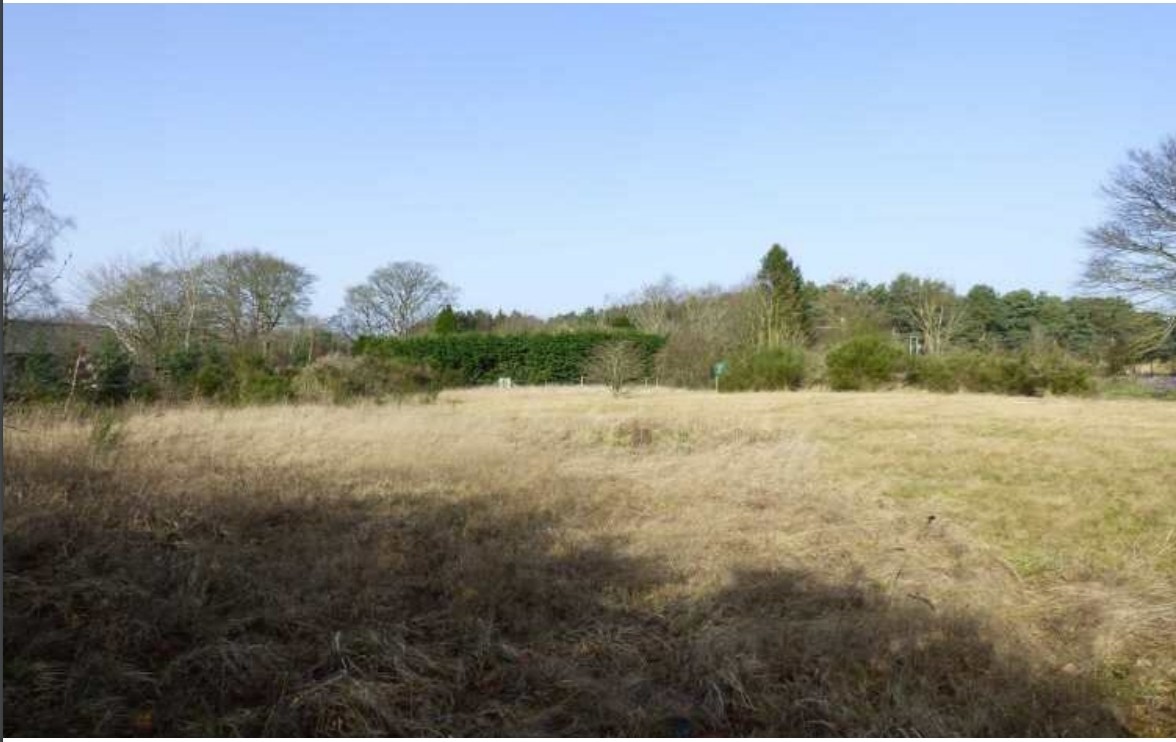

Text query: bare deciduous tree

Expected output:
[814,277,890,346]
[1082,136,1176,311]
[625,274,682,336]
[3,161,74,327]
[889,274,965,355]
[158,232,207,351]
[205,250,315,349]
[85,259,187,361]
[586,340,644,395]
[86,244,313,359]
[653,284,748,387]
[334,261,457,337]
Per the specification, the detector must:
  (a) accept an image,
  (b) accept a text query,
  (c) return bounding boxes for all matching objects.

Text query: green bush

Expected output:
[1038,352,1095,396]
[825,335,905,391]
[9,344,67,402]
[720,346,807,391]
[194,350,233,401]
[907,350,1094,397]
[88,337,135,405]
[998,354,1045,397]
[972,351,1093,397]
[949,352,1003,394]
[158,345,304,404]
[237,370,294,404]
[293,353,439,404]
[231,354,295,404]
[158,346,205,400]
[905,354,961,393]
[434,305,459,335]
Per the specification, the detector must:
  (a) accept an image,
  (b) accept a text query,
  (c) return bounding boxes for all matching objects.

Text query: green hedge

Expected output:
[353,331,666,386]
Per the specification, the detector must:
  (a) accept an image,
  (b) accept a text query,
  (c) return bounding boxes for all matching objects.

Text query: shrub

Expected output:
[585,340,645,395]
[825,335,905,391]
[905,354,961,393]
[720,346,807,392]
[434,305,459,335]
[158,345,304,404]
[237,370,295,404]
[997,354,1046,397]
[194,349,233,401]
[158,346,205,400]
[87,337,135,405]
[8,340,67,402]
[951,352,1005,394]
[232,354,295,405]
[1039,352,1095,396]
[911,350,1095,397]
[293,354,439,404]
[975,351,1093,397]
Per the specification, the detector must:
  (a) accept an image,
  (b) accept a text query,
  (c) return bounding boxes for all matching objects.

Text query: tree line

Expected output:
[3,134,1174,402]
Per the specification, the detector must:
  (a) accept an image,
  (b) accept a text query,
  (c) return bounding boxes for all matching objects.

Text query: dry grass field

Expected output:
[4,387,1174,736]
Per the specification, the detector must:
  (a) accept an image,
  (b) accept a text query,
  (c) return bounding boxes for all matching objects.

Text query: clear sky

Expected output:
[4,4,1175,319]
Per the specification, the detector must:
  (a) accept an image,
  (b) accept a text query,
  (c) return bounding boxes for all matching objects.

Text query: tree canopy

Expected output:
[1083,136,1176,311]
[3,161,74,327]
[756,244,811,347]
[335,261,457,337]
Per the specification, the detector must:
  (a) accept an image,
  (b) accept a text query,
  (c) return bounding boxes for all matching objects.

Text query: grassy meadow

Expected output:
[3,387,1174,735]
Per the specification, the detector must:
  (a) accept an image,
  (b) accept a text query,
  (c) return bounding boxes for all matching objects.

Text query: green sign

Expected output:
[712,361,728,378]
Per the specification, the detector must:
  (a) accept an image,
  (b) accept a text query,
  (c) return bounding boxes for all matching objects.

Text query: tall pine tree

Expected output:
[433,304,459,335]
[756,244,812,347]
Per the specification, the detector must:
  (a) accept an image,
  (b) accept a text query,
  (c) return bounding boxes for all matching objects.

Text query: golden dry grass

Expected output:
[4,387,1174,735]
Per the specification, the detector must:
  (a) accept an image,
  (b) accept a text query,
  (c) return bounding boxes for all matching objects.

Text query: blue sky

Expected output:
[4,5,1175,319]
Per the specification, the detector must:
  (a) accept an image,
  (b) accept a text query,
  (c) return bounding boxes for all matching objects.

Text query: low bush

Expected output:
[720,346,807,391]
[293,353,440,404]
[227,354,296,405]
[826,336,905,391]
[1037,352,1095,396]
[905,354,962,393]
[87,337,137,405]
[6,344,68,402]
[965,351,1093,397]
[154,344,239,402]
[585,341,645,395]
[906,350,1095,397]
[194,350,233,400]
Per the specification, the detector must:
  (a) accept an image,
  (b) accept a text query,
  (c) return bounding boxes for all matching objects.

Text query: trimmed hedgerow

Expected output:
[353,331,666,386]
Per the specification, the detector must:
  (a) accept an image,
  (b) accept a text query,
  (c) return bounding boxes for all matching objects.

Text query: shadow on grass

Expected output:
[4,452,1127,736]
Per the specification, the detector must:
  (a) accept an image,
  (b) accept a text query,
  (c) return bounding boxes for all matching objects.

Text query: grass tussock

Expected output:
[4,387,1173,735]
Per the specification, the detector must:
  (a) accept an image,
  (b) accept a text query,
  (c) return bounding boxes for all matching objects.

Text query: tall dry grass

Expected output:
[4,387,1173,735]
